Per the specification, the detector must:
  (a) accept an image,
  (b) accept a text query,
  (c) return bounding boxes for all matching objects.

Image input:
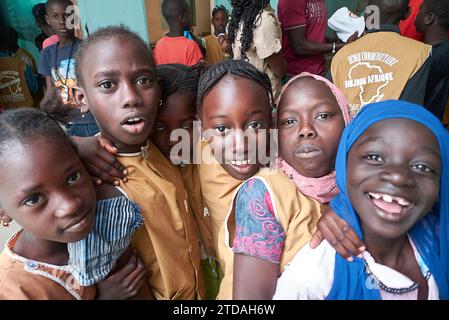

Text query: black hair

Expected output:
[0,105,77,163]
[162,0,189,23]
[32,3,47,25]
[45,0,74,14]
[227,0,270,60]
[197,59,274,115]
[156,63,205,104]
[212,5,229,18]
[74,25,155,87]
[428,0,449,29]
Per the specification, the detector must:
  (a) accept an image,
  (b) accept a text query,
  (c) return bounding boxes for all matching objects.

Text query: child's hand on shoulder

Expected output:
[96,251,147,300]
[309,206,366,261]
[73,136,128,186]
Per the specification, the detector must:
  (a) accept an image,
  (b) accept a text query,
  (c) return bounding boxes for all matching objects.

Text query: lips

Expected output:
[294,144,322,159]
[367,191,414,221]
[121,115,148,135]
[63,212,90,232]
[226,159,256,174]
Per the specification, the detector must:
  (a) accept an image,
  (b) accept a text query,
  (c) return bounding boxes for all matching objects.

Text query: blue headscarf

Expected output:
[326,100,449,300]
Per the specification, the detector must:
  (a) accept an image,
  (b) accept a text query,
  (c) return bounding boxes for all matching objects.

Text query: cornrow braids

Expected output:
[156,63,205,103]
[0,108,77,163]
[75,25,155,87]
[227,0,270,60]
[212,4,229,18]
[197,59,274,115]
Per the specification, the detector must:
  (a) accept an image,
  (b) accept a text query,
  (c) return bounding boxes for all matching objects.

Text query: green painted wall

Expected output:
[0,0,45,61]
[77,0,150,43]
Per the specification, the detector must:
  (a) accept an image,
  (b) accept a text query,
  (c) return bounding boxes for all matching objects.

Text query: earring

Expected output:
[159,99,163,106]
[201,135,209,143]
[80,108,88,118]
[1,220,10,228]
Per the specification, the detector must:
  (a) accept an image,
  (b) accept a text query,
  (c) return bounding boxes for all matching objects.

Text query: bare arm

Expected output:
[266,51,287,79]
[287,27,358,56]
[233,254,279,300]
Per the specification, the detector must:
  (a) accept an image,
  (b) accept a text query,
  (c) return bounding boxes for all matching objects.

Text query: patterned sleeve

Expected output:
[232,178,285,263]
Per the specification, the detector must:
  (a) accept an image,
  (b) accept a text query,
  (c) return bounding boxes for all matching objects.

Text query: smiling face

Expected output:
[278,77,345,178]
[150,91,196,162]
[347,118,441,240]
[0,138,96,244]
[45,1,74,40]
[201,75,272,180]
[75,36,161,153]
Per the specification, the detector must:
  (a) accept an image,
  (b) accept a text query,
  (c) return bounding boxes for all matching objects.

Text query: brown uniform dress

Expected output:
[117,142,204,300]
[0,232,96,300]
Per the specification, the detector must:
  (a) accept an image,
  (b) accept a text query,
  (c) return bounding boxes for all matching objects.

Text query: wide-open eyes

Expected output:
[98,81,114,90]
[67,171,82,186]
[363,154,384,163]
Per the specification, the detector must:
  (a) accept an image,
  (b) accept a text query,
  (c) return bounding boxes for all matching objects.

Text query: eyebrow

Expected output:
[93,68,155,79]
[20,161,80,195]
[209,114,228,120]
[355,136,385,150]
[246,110,266,117]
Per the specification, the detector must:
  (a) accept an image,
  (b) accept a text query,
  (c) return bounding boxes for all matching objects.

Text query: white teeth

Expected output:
[369,192,411,207]
[127,117,141,123]
[230,160,250,166]
[369,192,381,200]
[397,198,411,206]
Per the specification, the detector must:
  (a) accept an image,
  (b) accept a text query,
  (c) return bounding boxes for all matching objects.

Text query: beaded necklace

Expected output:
[364,258,432,295]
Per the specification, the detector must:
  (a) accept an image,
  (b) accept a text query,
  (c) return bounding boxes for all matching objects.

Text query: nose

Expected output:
[54,192,82,219]
[298,120,317,139]
[378,164,415,188]
[121,82,142,109]
[232,129,248,157]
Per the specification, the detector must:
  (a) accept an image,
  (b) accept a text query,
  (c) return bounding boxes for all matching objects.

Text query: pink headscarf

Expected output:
[277,72,351,204]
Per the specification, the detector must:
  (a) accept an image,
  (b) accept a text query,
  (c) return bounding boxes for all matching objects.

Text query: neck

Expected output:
[58,35,75,46]
[167,24,185,37]
[13,231,68,266]
[101,133,148,154]
[213,30,220,37]
[423,28,448,46]
[362,225,409,268]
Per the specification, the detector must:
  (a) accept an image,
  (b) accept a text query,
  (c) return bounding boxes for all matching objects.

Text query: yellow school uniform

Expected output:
[117,142,204,300]
[203,35,225,65]
[0,57,34,109]
[216,168,323,299]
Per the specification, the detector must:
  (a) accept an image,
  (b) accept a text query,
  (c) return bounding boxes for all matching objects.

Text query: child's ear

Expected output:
[45,14,50,26]
[73,86,90,114]
[425,12,435,26]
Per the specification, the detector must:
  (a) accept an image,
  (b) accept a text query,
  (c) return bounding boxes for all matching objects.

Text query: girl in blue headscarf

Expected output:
[274,100,449,300]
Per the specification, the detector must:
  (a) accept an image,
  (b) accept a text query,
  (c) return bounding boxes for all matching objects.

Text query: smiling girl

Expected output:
[274,100,449,300]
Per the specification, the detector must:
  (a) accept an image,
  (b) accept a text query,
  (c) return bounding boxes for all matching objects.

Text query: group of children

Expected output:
[0,0,448,301]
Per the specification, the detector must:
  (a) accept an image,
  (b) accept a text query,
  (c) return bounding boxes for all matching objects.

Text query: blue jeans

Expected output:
[67,123,100,137]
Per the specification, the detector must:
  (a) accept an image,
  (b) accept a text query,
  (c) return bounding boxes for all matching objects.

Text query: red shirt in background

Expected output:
[399,0,449,41]
[278,0,328,76]
[153,36,204,66]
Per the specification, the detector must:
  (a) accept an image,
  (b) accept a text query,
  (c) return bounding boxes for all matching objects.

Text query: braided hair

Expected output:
[156,63,205,104]
[197,59,274,115]
[227,0,270,60]
[212,4,229,18]
[75,25,155,87]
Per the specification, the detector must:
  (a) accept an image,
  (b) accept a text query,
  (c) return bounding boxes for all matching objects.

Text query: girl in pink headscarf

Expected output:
[232,72,352,299]
[277,72,351,204]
